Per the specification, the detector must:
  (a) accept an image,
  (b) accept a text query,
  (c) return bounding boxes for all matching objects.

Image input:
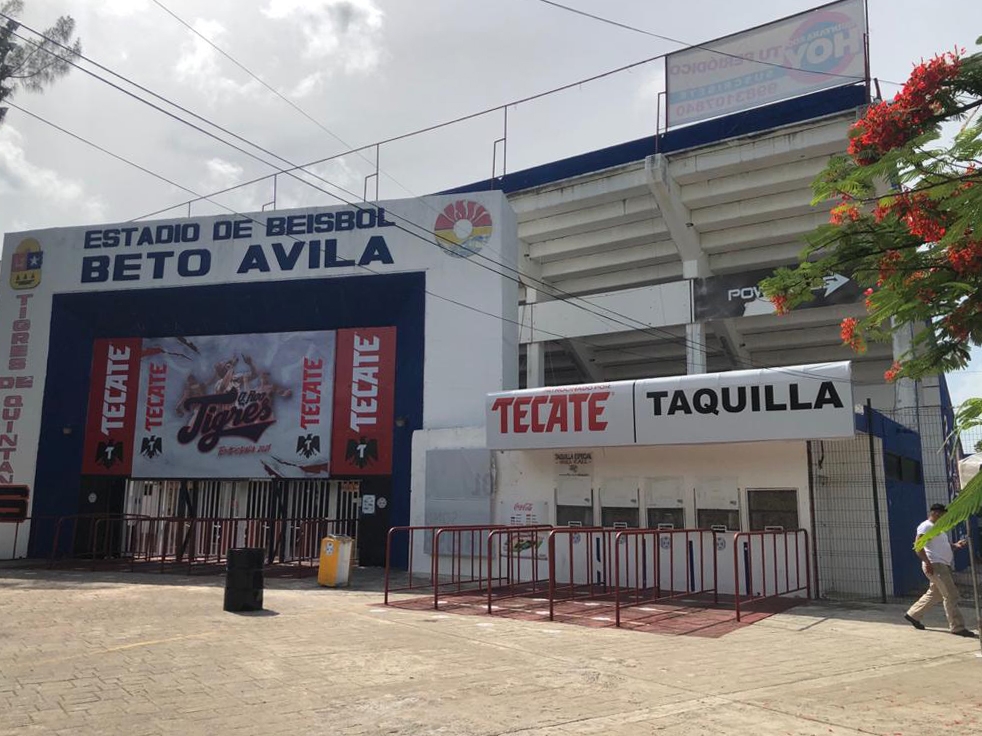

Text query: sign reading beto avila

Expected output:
[485,362,854,450]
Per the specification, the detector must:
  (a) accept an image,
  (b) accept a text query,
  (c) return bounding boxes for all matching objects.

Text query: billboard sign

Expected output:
[81,328,395,478]
[666,0,868,127]
[486,362,854,450]
[693,267,862,321]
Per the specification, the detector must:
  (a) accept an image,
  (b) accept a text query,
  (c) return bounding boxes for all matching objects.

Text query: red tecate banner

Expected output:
[331,327,396,475]
[81,338,143,475]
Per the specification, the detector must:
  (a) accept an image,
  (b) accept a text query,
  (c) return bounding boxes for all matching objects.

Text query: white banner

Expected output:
[634,362,854,445]
[487,363,854,450]
[666,0,867,127]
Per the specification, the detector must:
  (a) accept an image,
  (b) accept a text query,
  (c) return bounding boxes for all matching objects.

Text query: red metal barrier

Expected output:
[48,514,348,574]
[0,516,58,560]
[546,527,620,621]
[384,525,445,604]
[49,514,150,567]
[485,526,553,614]
[613,529,719,627]
[733,529,810,621]
[432,525,510,610]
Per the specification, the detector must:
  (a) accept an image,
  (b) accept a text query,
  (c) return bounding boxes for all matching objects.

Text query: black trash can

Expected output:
[224,547,264,612]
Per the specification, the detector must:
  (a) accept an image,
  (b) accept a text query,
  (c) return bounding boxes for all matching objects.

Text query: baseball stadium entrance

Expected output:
[0,193,519,569]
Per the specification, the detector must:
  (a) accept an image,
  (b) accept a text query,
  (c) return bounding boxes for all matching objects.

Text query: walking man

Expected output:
[904,503,977,637]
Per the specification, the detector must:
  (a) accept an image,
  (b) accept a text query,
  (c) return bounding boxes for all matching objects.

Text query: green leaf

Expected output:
[915,471,982,550]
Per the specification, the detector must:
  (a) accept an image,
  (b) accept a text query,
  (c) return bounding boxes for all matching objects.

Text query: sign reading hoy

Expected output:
[486,362,854,450]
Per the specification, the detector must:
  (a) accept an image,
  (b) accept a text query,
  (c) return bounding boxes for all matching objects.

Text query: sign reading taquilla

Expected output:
[486,362,854,450]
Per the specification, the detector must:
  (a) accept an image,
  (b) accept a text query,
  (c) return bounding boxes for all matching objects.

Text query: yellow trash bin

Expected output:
[317,535,354,587]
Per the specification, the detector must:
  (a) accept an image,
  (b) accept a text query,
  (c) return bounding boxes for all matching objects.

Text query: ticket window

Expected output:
[697,508,741,532]
[556,475,594,527]
[644,477,685,530]
[648,507,685,530]
[695,477,740,532]
[747,489,799,531]
[600,478,640,529]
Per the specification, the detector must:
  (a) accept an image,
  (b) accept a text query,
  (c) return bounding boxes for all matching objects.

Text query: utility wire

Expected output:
[536,0,904,87]
[4,101,700,373]
[9,102,888,386]
[148,0,418,203]
[7,14,887,383]
[3,18,737,367]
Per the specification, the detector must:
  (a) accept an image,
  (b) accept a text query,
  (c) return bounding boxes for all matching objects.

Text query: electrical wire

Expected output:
[4,101,713,374]
[3,20,742,367]
[4,14,892,384]
[535,0,904,87]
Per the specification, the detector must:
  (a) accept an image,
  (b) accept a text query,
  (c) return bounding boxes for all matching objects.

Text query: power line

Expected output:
[536,0,904,87]
[6,13,886,383]
[3,18,737,367]
[148,0,417,204]
[3,102,710,374]
[7,101,892,388]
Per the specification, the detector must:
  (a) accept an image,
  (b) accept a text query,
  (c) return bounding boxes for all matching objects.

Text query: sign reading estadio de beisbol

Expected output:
[0,192,517,507]
[486,362,855,450]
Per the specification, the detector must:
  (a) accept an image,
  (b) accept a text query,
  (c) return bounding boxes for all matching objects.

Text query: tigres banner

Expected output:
[81,328,395,479]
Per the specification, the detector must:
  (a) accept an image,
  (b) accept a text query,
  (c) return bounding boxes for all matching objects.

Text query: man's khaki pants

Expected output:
[906,562,966,632]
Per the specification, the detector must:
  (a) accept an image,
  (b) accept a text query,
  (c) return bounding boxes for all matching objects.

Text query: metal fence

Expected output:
[810,403,977,602]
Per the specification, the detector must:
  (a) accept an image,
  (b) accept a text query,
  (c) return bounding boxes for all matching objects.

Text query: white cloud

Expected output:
[77,0,151,17]
[0,125,105,222]
[289,71,326,99]
[262,0,385,73]
[203,157,245,191]
[173,19,260,100]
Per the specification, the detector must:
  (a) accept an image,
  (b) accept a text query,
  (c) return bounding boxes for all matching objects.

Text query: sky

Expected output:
[1,0,980,405]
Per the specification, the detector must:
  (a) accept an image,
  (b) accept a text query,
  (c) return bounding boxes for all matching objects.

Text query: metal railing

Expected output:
[733,529,810,621]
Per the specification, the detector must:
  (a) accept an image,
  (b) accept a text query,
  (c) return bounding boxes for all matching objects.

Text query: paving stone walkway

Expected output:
[1,567,980,735]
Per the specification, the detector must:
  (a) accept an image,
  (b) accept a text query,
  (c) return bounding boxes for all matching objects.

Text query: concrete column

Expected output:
[525,288,545,388]
[686,322,707,374]
[891,320,918,410]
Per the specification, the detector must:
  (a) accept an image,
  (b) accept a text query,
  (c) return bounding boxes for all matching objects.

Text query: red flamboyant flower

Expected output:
[864,287,875,312]
[947,240,982,274]
[840,317,865,353]
[829,203,861,225]
[878,250,904,282]
[884,361,902,382]
[770,293,790,315]
[847,51,962,165]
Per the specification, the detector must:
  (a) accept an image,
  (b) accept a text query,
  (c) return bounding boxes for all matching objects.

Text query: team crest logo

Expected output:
[141,435,163,459]
[9,238,43,290]
[95,439,124,469]
[296,433,320,459]
[433,200,493,258]
[345,437,378,469]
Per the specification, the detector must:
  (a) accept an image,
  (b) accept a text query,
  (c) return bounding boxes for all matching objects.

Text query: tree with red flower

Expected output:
[761,39,982,545]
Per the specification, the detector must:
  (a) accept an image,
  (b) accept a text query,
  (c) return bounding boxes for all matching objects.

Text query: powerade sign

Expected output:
[486,362,854,450]
[666,0,868,127]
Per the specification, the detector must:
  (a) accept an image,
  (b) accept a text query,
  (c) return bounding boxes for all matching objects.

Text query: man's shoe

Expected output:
[904,614,925,630]
[952,629,978,638]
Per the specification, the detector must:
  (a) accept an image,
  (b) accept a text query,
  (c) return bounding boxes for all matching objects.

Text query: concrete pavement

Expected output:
[1,567,980,735]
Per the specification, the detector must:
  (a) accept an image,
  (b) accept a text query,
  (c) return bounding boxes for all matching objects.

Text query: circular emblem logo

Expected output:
[716,537,727,551]
[433,200,493,258]
[785,10,859,83]
[659,537,672,550]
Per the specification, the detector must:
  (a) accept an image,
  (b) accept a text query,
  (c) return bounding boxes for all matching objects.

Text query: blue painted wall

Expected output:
[856,409,927,597]
[30,272,425,567]
[444,85,867,195]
